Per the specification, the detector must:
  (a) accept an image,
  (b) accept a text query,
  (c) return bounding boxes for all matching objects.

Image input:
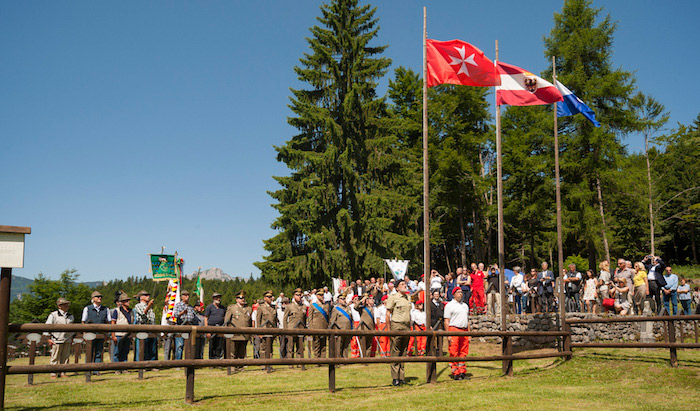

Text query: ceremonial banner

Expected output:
[150,254,177,281]
[162,278,180,323]
[426,39,500,87]
[496,61,563,106]
[384,259,409,281]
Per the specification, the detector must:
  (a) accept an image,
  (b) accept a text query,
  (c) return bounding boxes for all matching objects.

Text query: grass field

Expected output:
[5,342,700,410]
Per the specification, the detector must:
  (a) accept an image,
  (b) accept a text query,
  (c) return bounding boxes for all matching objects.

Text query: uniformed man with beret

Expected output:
[353,293,376,357]
[224,290,252,371]
[386,280,412,386]
[283,288,307,364]
[328,288,353,357]
[256,290,278,371]
[307,289,329,358]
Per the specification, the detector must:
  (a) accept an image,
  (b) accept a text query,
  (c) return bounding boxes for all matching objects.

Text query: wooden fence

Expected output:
[5,315,700,405]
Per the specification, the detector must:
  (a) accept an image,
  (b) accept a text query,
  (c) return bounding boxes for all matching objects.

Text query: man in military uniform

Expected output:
[307,289,329,358]
[386,280,411,386]
[256,290,277,372]
[328,288,353,357]
[224,290,252,372]
[353,293,376,357]
[283,288,307,363]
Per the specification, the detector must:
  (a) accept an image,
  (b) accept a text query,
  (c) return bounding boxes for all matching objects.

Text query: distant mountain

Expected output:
[185,267,234,282]
[10,275,33,301]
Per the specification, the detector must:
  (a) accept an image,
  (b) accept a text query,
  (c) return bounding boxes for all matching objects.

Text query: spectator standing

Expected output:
[204,292,227,360]
[45,297,74,378]
[132,290,157,361]
[527,268,540,313]
[486,265,500,316]
[677,279,692,315]
[563,264,583,312]
[409,299,426,356]
[172,290,196,360]
[444,287,470,380]
[430,269,445,295]
[456,267,471,307]
[643,255,666,313]
[386,280,411,386]
[469,263,487,315]
[81,291,112,372]
[583,270,597,314]
[662,266,679,315]
[692,287,700,313]
[598,260,611,308]
[632,262,649,315]
[111,293,133,368]
[193,302,206,359]
[445,272,457,301]
[538,262,555,313]
[429,290,445,355]
[510,268,525,315]
[612,278,631,315]
[323,287,333,304]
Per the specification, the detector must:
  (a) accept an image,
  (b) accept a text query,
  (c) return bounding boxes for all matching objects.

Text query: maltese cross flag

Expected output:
[426,39,500,87]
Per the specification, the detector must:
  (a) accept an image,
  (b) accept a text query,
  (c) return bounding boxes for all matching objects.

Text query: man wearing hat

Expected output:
[45,297,74,378]
[283,288,307,362]
[410,299,427,356]
[386,280,411,386]
[172,290,196,360]
[111,293,133,366]
[307,289,329,358]
[353,293,377,357]
[375,295,390,357]
[82,291,112,369]
[133,290,157,361]
[256,290,278,370]
[348,293,363,358]
[224,290,252,369]
[444,286,470,380]
[204,292,226,360]
[328,288,353,357]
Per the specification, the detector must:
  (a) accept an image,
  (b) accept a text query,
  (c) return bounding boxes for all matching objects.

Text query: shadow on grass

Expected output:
[576,351,700,365]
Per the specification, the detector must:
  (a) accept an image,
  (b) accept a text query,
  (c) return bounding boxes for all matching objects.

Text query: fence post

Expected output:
[694,320,698,343]
[137,334,145,380]
[225,337,232,375]
[185,331,196,404]
[668,320,678,368]
[328,333,336,393]
[265,336,273,373]
[426,332,437,383]
[84,339,93,382]
[501,335,513,376]
[27,340,36,385]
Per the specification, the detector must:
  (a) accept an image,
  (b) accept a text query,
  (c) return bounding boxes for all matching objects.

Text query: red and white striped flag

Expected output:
[496,61,562,106]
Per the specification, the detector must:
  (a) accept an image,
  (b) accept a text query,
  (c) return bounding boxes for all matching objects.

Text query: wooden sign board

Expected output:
[0,233,26,269]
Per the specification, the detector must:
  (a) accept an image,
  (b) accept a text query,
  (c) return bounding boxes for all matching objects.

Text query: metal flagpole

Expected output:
[422,6,436,384]
[552,56,570,359]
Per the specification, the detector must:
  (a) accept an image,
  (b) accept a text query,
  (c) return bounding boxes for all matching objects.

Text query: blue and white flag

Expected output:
[555,80,600,127]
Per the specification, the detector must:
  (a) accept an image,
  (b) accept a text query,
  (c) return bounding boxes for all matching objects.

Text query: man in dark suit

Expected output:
[537,262,555,313]
[429,290,445,355]
[643,255,666,313]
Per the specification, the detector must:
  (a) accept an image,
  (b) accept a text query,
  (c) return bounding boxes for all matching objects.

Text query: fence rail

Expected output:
[4,316,700,406]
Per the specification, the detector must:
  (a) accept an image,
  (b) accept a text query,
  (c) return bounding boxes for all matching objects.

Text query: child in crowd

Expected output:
[583,269,598,313]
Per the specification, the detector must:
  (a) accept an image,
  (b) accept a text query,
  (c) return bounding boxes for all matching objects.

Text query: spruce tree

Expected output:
[256,0,419,287]
[543,0,638,265]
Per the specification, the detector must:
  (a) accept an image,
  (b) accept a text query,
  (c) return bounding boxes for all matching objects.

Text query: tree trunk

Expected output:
[472,208,482,262]
[443,241,452,273]
[691,223,698,264]
[458,196,467,267]
[588,240,597,273]
[595,177,611,262]
[645,135,655,255]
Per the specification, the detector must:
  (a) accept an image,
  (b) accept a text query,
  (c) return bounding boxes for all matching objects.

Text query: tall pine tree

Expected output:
[543,0,638,266]
[256,0,420,287]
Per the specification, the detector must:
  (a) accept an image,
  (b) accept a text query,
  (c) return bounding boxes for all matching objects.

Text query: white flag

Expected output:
[384,259,409,281]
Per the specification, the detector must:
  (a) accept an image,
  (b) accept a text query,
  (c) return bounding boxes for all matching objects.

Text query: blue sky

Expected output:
[2,1,698,282]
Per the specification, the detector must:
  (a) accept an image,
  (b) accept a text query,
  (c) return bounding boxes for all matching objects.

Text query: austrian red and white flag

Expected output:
[426,39,500,87]
[496,62,563,106]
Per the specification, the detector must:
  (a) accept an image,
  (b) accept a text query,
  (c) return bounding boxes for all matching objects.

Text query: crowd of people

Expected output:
[42,256,699,382]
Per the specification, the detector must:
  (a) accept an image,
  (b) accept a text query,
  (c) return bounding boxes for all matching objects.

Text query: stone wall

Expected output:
[469,313,698,348]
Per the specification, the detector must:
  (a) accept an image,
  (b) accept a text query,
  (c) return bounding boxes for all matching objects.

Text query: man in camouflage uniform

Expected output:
[256,290,278,372]
[283,288,307,363]
[224,290,252,372]
[328,289,353,357]
[307,289,329,358]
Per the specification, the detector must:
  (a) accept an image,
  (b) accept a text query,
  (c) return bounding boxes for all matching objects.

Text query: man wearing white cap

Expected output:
[45,297,74,378]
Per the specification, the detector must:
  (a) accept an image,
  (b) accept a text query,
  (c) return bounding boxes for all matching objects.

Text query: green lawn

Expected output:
[5,343,700,410]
